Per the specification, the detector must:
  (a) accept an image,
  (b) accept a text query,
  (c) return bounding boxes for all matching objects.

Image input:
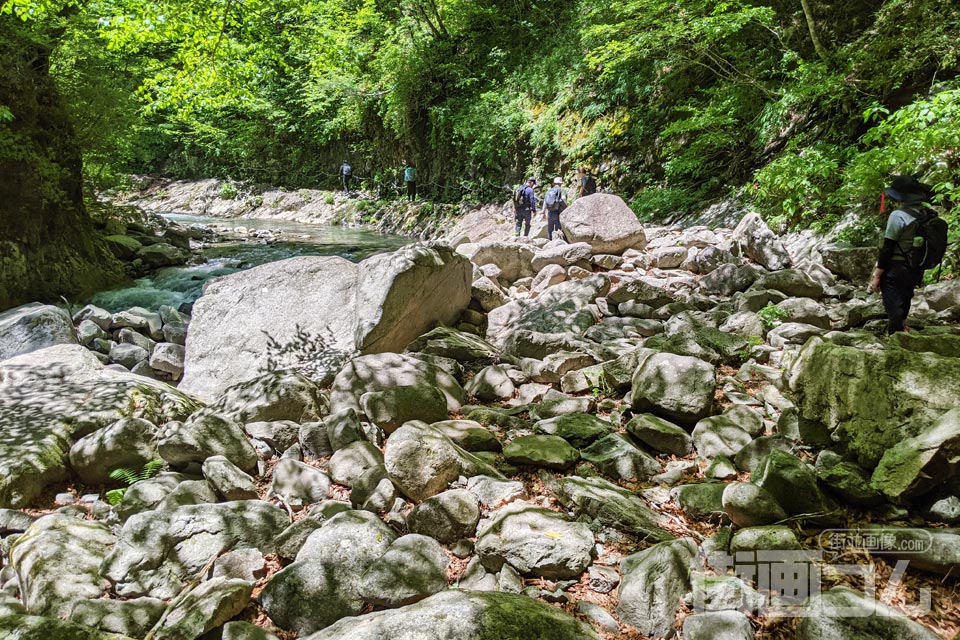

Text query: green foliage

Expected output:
[758,303,788,328]
[105,458,165,505]
[219,182,238,200]
[6,0,959,222]
[754,143,847,231]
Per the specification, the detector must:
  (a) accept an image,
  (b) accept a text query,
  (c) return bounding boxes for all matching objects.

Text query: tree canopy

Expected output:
[2,0,959,229]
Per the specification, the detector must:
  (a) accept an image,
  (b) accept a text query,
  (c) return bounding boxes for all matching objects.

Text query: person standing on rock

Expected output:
[515,176,537,237]
[403,161,417,202]
[541,177,567,241]
[338,161,352,194]
[577,166,597,198]
[868,175,933,334]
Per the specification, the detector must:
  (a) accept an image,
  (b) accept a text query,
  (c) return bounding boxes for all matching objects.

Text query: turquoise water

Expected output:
[87,214,411,312]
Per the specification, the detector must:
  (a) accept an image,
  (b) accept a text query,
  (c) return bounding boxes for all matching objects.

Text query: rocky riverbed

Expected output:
[1,192,960,640]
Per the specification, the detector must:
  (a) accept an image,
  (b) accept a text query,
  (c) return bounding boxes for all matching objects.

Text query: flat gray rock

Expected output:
[556,476,672,543]
[580,433,662,481]
[798,586,941,640]
[153,578,252,640]
[408,489,481,544]
[330,353,466,416]
[270,458,331,506]
[475,502,594,579]
[159,413,258,474]
[360,384,450,433]
[0,302,77,362]
[305,589,599,640]
[358,534,449,607]
[68,417,160,485]
[205,370,328,424]
[502,434,579,470]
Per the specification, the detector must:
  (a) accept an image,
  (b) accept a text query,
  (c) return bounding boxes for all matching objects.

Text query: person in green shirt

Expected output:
[403,162,417,202]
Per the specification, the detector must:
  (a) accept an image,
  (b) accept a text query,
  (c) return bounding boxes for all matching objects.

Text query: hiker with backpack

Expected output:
[338,161,352,194]
[868,175,947,334]
[403,161,417,202]
[513,176,537,237]
[541,176,567,241]
[577,167,597,198]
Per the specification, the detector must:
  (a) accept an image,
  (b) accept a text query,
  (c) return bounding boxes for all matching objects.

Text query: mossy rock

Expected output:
[0,614,132,640]
[788,337,960,468]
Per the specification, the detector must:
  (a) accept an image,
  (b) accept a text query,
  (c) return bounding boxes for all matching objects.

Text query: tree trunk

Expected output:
[799,0,830,64]
[0,16,123,311]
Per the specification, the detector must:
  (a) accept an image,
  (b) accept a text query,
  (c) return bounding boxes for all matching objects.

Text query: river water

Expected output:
[87,214,412,312]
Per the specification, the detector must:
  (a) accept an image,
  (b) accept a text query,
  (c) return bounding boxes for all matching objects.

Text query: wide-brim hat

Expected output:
[884,175,932,204]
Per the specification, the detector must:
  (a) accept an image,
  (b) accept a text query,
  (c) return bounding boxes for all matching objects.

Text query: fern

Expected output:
[106,459,166,505]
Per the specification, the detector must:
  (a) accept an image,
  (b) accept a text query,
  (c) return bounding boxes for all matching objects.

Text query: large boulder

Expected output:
[617,538,698,637]
[383,421,502,501]
[486,275,609,346]
[560,194,647,255]
[788,337,960,469]
[0,345,200,508]
[732,212,791,270]
[0,303,77,361]
[9,514,116,618]
[261,510,396,635]
[68,418,160,485]
[102,501,287,599]
[304,590,599,640]
[469,241,537,283]
[180,243,472,401]
[871,408,960,501]
[631,352,716,428]
[330,353,465,415]
[475,502,594,579]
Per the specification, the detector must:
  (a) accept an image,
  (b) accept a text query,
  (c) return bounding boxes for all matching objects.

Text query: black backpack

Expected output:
[582,175,597,195]
[907,206,949,280]
[513,185,526,212]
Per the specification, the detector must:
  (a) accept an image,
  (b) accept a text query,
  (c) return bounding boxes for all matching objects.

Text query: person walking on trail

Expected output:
[577,166,597,198]
[338,161,352,194]
[868,175,934,334]
[542,176,567,241]
[514,177,537,237]
[403,162,417,202]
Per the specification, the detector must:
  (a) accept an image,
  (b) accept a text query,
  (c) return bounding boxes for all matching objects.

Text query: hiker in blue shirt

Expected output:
[403,162,417,202]
[869,175,933,334]
[541,177,567,241]
[515,177,537,237]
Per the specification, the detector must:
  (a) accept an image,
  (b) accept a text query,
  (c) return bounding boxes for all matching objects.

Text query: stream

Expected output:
[87,214,413,312]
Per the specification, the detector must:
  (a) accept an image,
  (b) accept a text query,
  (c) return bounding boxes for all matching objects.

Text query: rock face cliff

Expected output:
[0,18,122,311]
